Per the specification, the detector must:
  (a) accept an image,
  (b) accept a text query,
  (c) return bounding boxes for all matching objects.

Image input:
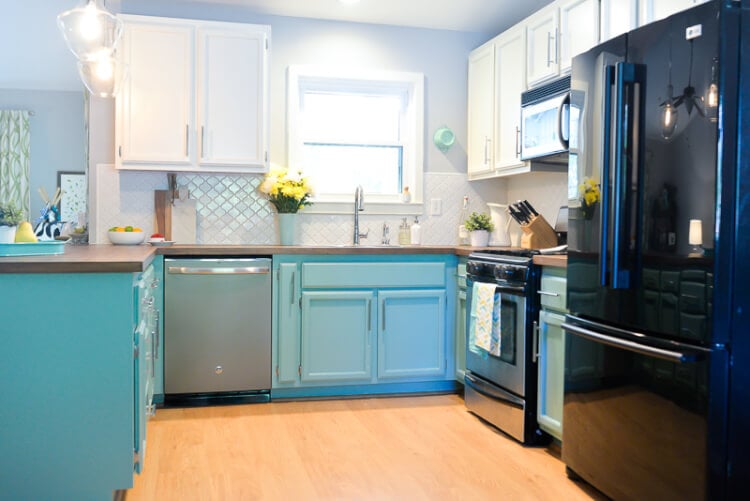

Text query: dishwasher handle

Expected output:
[168,266,271,275]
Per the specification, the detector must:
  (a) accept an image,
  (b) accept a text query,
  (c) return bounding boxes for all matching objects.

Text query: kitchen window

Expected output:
[288,66,424,213]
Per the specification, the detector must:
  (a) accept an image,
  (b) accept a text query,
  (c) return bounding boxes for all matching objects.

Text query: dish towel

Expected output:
[471,282,496,352]
[490,292,502,357]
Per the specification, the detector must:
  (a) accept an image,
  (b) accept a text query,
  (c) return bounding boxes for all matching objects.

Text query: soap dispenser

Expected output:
[398,218,411,245]
[410,216,422,245]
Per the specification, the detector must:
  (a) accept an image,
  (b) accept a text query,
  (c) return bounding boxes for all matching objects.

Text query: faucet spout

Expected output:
[353,185,367,245]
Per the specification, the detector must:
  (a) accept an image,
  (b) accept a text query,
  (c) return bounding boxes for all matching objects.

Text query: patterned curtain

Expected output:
[0,110,31,218]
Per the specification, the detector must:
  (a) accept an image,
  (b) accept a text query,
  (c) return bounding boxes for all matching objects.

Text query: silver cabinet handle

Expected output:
[515,126,521,157]
[546,31,552,67]
[537,290,560,297]
[483,136,491,165]
[290,271,296,305]
[185,124,189,156]
[554,28,559,64]
[532,320,540,362]
[168,266,270,275]
[200,125,205,159]
[154,309,160,360]
[367,299,372,331]
[382,301,386,330]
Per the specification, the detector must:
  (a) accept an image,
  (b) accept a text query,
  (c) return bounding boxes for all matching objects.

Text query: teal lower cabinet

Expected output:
[378,289,445,379]
[0,263,159,499]
[455,257,467,381]
[272,254,458,398]
[536,266,567,441]
[301,290,375,382]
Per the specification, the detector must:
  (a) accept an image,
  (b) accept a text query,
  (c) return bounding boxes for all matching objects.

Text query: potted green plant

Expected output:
[464,211,495,247]
[0,202,23,244]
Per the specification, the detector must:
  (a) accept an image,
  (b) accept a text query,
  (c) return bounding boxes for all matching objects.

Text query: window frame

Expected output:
[287,65,424,214]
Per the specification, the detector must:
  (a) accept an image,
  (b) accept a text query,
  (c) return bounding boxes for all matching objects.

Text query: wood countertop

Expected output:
[533,254,568,268]
[0,243,567,273]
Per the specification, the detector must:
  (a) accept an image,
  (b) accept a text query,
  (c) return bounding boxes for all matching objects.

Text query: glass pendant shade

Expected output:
[57,0,123,61]
[77,55,128,98]
[661,102,678,140]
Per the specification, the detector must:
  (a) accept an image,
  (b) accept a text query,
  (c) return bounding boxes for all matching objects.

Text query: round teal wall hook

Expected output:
[433,127,455,152]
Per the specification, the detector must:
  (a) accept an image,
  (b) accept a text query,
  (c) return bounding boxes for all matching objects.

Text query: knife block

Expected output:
[520,215,559,249]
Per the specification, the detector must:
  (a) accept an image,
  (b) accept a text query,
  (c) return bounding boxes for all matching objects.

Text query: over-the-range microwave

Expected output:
[520,75,570,161]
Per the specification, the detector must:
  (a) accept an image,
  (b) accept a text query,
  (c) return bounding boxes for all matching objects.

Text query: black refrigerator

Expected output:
[563,1,747,499]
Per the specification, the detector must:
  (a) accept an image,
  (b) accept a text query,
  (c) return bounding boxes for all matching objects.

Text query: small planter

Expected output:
[0,225,17,244]
[470,230,490,247]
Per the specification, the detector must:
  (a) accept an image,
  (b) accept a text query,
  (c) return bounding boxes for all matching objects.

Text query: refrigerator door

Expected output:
[567,1,719,346]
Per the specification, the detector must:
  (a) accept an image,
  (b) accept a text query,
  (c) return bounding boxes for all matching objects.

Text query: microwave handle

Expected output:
[557,93,570,147]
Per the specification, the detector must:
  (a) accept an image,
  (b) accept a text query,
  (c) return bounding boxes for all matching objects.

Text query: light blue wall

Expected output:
[112,1,487,174]
[0,90,86,220]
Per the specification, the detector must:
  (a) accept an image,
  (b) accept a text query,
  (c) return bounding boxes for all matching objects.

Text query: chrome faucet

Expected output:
[353,185,368,245]
[381,222,390,245]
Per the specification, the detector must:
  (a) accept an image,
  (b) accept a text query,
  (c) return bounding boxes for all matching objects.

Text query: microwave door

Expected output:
[521,92,569,160]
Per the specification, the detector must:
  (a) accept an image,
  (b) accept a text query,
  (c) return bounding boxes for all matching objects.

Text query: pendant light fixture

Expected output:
[659,41,678,140]
[57,0,126,98]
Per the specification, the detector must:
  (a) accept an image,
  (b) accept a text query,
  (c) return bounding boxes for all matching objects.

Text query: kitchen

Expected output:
[1,0,749,500]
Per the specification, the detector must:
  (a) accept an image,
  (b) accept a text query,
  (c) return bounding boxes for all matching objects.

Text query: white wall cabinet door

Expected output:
[601,0,639,42]
[197,27,268,170]
[526,6,559,87]
[559,0,600,73]
[494,25,527,172]
[640,0,707,26]
[117,21,195,169]
[467,43,495,179]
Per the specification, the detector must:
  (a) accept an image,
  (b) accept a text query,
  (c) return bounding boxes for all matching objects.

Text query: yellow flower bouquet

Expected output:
[578,176,600,220]
[259,165,313,213]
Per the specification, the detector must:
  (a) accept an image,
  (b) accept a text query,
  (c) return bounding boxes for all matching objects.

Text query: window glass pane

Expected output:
[301,92,402,144]
[302,143,402,195]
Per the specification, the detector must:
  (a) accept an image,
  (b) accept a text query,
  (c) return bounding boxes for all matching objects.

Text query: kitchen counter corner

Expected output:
[0,244,156,273]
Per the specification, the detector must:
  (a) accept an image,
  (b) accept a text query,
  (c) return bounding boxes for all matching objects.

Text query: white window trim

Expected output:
[287,65,424,215]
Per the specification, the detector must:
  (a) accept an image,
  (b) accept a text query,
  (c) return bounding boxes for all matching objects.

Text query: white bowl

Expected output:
[108,231,146,245]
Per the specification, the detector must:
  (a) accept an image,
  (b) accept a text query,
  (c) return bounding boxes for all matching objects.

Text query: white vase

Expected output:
[470,230,490,247]
[0,225,17,244]
[277,213,297,245]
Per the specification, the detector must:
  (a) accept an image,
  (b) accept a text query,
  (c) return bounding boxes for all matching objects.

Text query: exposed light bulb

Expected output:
[707,83,718,108]
[95,58,114,81]
[79,2,102,41]
[661,102,677,140]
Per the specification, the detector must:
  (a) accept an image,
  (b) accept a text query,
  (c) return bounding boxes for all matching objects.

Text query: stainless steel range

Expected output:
[464,250,547,444]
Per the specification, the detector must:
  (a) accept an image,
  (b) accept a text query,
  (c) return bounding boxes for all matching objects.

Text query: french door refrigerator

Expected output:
[563,1,744,499]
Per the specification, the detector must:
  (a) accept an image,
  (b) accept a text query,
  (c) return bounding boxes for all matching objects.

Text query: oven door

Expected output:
[465,278,527,397]
[520,92,570,160]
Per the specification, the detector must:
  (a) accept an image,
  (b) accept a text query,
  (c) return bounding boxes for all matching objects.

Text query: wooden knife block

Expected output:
[520,215,559,249]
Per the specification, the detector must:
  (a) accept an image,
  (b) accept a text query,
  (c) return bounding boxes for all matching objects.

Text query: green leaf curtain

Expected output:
[0,110,31,218]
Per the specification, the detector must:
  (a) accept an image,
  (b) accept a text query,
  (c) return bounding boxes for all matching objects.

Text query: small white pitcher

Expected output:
[487,203,511,247]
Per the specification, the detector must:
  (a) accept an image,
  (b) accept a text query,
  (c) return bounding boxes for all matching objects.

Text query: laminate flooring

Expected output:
[127,394,605,500]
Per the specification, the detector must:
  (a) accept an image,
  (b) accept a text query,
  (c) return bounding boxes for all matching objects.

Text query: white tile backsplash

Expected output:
[90,166,509,245]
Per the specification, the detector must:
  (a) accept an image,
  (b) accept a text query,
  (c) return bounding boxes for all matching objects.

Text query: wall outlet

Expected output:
[430,198,442,216]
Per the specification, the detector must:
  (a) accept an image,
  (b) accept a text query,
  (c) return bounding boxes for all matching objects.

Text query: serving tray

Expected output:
[0,241,66,257]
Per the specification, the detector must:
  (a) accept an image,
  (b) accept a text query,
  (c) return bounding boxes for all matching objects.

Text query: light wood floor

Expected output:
[127,394,605,500]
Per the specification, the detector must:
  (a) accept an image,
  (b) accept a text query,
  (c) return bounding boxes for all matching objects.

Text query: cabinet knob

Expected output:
[215,365,224,375]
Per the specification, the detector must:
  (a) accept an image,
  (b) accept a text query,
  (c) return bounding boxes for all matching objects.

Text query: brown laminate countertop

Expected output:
[0,243,565,273]
[533,254,568,268]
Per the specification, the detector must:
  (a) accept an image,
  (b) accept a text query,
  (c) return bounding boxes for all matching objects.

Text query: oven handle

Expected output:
[465,373,524,409]
[561,322,704,363]
[466,278,527,296]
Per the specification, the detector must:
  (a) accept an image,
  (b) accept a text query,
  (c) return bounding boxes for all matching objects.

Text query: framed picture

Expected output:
[57,171,87,223]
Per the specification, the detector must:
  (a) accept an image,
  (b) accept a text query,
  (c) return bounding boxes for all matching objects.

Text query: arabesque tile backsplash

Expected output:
[91,164,507,246]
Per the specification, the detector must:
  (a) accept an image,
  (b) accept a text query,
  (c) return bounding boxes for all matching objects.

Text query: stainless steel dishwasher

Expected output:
[164,257,272,406]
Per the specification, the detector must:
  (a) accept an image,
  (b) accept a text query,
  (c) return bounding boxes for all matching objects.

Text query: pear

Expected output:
[15,221,38,243]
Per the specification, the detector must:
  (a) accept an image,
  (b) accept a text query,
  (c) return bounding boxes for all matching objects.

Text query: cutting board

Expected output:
[154,190,197,244]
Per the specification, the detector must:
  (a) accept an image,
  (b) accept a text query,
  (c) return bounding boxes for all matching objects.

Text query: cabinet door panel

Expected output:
[378,290,446,379]
[467,43,495,178]
[494,26,527,171]
[559,0,599,72]
[118,22,194,166]
[301,291,374,382]
[526,7,559,87]
[538,309,565,440]
[276,263,300,384]
[198,27,267,168]
[601,0,638,41]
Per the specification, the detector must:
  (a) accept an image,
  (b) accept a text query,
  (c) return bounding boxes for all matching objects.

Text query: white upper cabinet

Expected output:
[640,0,709,24]
[467,42,496,179]
[526,5,559,88]
[494,25,528,173]
[559,0,600,72]
[600,0,639,41]
[116,15,270,173]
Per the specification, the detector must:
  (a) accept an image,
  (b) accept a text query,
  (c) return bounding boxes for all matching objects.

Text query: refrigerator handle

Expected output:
[612,62,646,289]
[599,65,615,287]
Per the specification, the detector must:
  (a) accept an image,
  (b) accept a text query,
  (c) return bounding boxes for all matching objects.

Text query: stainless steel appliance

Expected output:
[564,1,743,498]
[520,75,570,162]
[464,251,547,444]
[164,257,272,406]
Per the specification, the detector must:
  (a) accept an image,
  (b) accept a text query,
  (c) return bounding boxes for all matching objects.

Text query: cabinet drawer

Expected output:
[660,271,680,293]
[539,272,567,312]
[680,281,706,314]
[302,262,445,289]
[642,268,660,289]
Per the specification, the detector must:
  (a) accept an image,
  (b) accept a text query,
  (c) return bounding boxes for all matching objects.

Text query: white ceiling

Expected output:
[175,0,554,35]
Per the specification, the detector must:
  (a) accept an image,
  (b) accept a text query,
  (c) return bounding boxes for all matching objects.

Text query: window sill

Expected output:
[300,201,424,216]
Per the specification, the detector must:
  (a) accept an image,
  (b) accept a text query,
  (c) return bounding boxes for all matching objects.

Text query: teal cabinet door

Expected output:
[152,255,165,400]
[276,262,301,384]
[455,288,467,381]
[301,290,375,382]
[537,309,565,440]
[377,289,446,379]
